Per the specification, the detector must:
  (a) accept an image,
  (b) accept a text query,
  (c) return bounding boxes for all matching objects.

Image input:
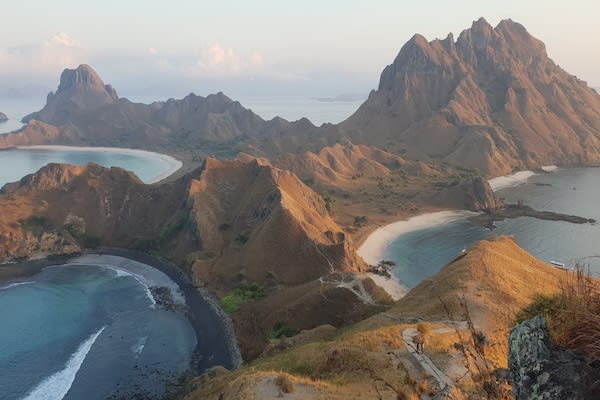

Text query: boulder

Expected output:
[509,316,584,400]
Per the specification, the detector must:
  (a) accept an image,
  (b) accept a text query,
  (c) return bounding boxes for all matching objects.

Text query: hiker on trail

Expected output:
[413,332,424,354]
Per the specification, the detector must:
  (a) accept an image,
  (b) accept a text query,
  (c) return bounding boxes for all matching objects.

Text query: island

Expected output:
[0,112,7,122]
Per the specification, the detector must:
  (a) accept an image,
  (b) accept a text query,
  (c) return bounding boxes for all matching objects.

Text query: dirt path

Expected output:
[402,328,455,391]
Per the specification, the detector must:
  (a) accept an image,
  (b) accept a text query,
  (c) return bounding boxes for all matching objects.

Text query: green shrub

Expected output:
[515,294,564,324]
[353,215,368,227]
[220,294,241,313]
[219,282,267,314]
[271,321,298,339]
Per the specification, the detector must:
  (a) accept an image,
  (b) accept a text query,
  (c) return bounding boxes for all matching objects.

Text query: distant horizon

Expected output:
[1,1,599,100]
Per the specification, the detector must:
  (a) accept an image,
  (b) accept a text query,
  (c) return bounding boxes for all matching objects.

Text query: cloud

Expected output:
[185,43,266,78]
[0,33,86,80]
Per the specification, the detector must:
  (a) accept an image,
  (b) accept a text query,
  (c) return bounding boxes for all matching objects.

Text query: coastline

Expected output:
[15,145,183,184]
[0,248,242,374]
[488,165,558,191]
[85,247,243,371]
[357,210,477,300]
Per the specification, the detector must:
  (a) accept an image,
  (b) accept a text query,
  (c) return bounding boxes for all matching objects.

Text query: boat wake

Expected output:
[22,326,106,400]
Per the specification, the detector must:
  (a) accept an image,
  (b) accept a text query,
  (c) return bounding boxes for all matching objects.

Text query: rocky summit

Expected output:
[23,64,119,125]
[340,18,600,176]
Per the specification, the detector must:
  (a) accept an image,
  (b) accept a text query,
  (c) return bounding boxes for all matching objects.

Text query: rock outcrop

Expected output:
[23,64,118,125]
[509,316,585,400]
[0,112,7,122]
[340,18,600,176]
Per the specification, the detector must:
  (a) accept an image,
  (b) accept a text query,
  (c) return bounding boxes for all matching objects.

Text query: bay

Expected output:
[0,262,196,400]
[385,168,600,288]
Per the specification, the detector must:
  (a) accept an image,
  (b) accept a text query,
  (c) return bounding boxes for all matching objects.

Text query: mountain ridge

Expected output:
[4,18,600,178]
[339,18,600,176]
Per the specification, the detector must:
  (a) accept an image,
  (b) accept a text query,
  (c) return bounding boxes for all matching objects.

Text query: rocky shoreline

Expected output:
[470,204,596,230]
[85,247,243,372]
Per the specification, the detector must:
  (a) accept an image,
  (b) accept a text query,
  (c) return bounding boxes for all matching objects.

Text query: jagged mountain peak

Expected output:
[22,64,118,124]
[344,18,600,177]
[56,64,117,99]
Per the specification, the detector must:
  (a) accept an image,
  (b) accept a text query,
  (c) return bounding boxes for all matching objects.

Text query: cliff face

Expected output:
[341,18,600,176]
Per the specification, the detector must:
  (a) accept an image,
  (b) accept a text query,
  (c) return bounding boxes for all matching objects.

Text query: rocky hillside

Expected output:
[339,18,600,176]
[392,236,567,367]
[184,236,574,400]
[0,159,388,359]
[274,144,407,186]
[0,64,314,155]
[187,157,366,288]
[0,162,189,259]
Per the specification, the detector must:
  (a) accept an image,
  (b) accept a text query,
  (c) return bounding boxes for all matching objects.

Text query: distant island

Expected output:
[315,93,365,102]
[0,112,7,122]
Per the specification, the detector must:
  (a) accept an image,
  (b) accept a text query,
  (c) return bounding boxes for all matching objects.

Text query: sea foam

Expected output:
[0,281,35,291]
[22,326,106,400]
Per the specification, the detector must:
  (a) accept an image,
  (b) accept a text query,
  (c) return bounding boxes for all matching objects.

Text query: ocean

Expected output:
[384,167,600,288]
[0,147,181,187]
[0,260,196,400]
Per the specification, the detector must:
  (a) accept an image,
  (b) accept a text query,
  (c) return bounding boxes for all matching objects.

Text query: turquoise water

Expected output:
[0,148,176,187]
[386,168,600,288]
[0,264,196,400]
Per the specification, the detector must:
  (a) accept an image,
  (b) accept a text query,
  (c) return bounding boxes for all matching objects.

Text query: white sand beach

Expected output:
[358,210,477,300]
[16,145,183,184]
[488,165,558,191]
[488,171,536,191]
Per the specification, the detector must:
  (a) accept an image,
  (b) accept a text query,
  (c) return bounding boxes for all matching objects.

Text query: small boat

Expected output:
[550,260,568,269]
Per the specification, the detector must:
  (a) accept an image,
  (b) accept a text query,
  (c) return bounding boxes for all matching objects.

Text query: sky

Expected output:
[0,0,599,100]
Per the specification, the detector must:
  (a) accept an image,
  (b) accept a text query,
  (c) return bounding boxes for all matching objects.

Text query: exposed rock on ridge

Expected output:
[509,316,585,400]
